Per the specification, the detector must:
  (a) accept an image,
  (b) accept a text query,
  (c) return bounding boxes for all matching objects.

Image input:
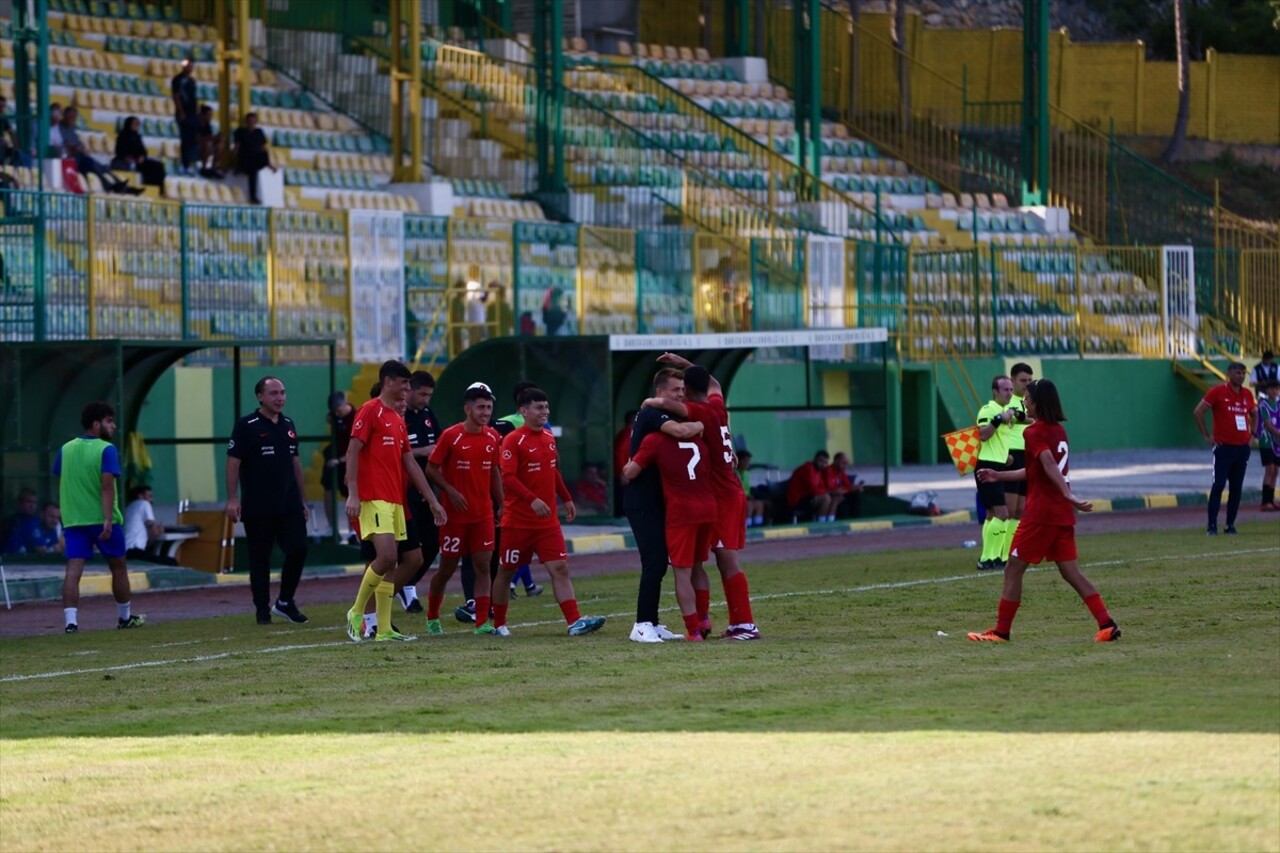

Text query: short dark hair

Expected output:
[1263,350,1275,361]
[39,500,59,513]
[1027,379,1067,424]
[17,486,36,501]
[1264,378,1280,391]
[518,387,549,408]
[254,375,281,396]
[1010,362,1033,378]
[80,401,115,429]
[511,380,539,403]
[410,371,435,390]
[653,367,683,392]
[379,359,411,381]
[991,374,1011,391]
[127,485,150,502]
[683,365,711,395]
[813,450,830,463]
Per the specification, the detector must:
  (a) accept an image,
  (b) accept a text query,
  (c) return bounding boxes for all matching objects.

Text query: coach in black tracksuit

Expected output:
[623,366,705,642]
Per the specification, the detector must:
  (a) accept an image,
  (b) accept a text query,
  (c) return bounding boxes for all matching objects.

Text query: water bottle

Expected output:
[963,539,978,548]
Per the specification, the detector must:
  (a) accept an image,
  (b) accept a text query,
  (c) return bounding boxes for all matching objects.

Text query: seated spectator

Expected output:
[111,116,166,189]
[826,452,864,519]
[736,450,770,527]
[573,462,610,516]
[15,500,63,556]
[124,485,178,566]
[232,112,275,205]
[0,95,32,167]
[195,105,224,178]
[786,450,835,523]
[59,107,139,195]
[48,103,64,154]
[2,487,39,553]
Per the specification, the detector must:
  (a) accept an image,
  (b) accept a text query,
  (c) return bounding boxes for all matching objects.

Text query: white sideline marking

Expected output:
[3,547,1275,683]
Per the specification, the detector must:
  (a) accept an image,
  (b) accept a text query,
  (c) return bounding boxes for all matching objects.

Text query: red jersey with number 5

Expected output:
[684,394,741,500]
[1022,421,1076,527]
[631,431,716,524]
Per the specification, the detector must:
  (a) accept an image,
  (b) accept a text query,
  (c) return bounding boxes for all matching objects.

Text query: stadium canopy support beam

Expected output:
[215,0,253,167]
[725,0,750,57]
[1020,0,1050,205]
[390,0,424,183]
[12,0,50,191]
[534,0,566,197]
[792,0,821,198]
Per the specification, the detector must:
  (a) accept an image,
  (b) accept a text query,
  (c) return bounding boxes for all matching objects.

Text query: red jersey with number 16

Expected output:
[684,394,741,500]
[631,431,716,524]
[349,399,409,503]
[501,425,572,529]
[428,423,502,523]
[1022,421,1076,527]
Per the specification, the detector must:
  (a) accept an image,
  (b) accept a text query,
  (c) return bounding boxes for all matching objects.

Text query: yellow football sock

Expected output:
[981,517,1003,562]
[375,579,394,635]
[352,566,379,613]
[1002,519,1019,562]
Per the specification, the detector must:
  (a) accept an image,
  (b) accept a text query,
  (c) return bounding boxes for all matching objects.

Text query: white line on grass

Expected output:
[4,546,1275,683]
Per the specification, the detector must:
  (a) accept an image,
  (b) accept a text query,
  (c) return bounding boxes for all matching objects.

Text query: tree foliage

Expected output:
[1088,0,1280,58]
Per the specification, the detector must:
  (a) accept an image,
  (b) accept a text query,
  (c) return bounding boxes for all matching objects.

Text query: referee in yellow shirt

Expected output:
[1001,363,1034,562]
[975,375,1015,570]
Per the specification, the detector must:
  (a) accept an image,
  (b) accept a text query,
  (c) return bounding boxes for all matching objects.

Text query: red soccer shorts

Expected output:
[499,526,567,568]
[440,518,496,557]
[1009,521,1078,565]
[667,521,715,569]
[714,490,748,551]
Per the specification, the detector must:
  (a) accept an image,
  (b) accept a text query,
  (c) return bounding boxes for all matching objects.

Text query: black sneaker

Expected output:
[404,598,424,614]
[271,600,309,624]
[117,614,146,629]
[454,600,477,624]
[1207,524,1218,535]
[256,611,272,625]
[64,623,78,634]
[1224,525,1238,535]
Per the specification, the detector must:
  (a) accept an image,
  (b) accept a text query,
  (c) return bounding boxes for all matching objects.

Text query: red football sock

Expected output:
[1083,593,1111,627]
[695,588,710,621]
[723,572,753,625]
[995,598,1020,635]
[559,599,580,625]
[682,612,702,636]
[426,592,444,621]
[474,596,491,627]
[493,603,509,629]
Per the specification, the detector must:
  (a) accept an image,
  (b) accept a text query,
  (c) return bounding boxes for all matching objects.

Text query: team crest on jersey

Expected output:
[503,449,513,459]
[288,430,297,439]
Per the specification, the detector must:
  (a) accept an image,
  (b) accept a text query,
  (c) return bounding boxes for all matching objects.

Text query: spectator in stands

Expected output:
[195,105,223,178]
[171,57,199,174]
[573,462,610,516]
[15,500,63,556]
[542,286,568,335]
[48,103,64,154]
[59,107,137,195]
[111,116,166,190]
[519,311,536,336]
[123,485,177,566]
[232,112,275,205]
[736,450,771,527]
[2,487,40,553]
[786,450,835,523]
[826,452,864,519]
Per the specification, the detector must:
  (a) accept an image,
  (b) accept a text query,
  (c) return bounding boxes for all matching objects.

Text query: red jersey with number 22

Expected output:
[684,394,741,500]
[631,432,716,524]
[1022,421,1076,527]
[428,423,502,523]
[350,399,409,503]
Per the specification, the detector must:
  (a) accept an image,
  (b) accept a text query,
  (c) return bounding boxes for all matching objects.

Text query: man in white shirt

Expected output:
[124,486,177,565]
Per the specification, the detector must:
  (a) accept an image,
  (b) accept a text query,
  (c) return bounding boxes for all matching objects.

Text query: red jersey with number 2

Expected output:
[631,431,716,524]
[428,423,502,523]
[1022,421,1076,527]
[684,394,741,500]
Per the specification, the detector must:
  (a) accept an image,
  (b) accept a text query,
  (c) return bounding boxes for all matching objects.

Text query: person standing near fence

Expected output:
[57,402,144,634]
[1193,362,1256,535]
[225,376,311,625]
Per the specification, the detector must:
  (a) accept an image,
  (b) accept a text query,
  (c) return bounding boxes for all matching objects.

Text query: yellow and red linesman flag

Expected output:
[942,427,982,476]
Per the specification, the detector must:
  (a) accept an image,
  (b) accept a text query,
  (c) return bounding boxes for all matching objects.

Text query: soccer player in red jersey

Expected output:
[494,387,605,637]
[967,379,1120,643]
[623,418,716,640]
[1193,361,1257,534]
[424,382,504,635]
[643,354,759,640]
[343,360,447,643]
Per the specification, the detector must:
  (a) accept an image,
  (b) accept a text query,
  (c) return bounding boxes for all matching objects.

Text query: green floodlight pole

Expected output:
[13,0,50,191]
[1021,0,1050,205]
[534,0,566,197]
[793,0,822,200]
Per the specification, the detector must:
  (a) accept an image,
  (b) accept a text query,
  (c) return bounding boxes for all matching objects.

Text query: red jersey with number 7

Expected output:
[684,394,742,500]
[631,431,716,524]
[1021,421,1076,527]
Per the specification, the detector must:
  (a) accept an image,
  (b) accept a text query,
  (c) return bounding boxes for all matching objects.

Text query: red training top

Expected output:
[501,425,572,529]
[350,399,409,504]
[1202,383,1256,445]
[685,394,742,500]
[428,423,502,523]
[1022,421,1076,527]
[631,432,716,525]
[785,461,826,508]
